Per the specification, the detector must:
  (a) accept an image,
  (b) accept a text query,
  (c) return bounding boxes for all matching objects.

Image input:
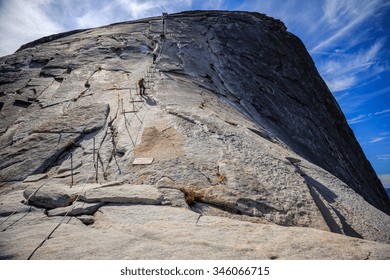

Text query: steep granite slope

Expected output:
[0,11,389,259]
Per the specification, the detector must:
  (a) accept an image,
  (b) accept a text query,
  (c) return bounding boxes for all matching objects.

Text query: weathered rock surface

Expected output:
[81,184,163,204]
[0,190,43,217]
[0,101,109,181]
[1,203,389,260]
[47,201,104,217]
[0,10,389,259]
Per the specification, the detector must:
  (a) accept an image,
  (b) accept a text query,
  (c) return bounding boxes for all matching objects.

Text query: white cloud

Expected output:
[116,0,192,19]
[374,109,390,116]
[117,0,159,19]
[348,114,368,124]
[320,38,387,93]
[74,3,116,29]
[334,91,350,102]
[325,76,357,92]
[0,0,63,56]
[369,137,386,143]
[311,0,384,52]
[347,106,390,125]
[378,155,390,161]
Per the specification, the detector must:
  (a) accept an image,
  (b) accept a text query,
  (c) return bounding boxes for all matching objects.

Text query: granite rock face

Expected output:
[0,11,389,259]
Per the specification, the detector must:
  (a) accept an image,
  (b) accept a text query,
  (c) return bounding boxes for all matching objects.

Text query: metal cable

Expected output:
[26,167,94,260]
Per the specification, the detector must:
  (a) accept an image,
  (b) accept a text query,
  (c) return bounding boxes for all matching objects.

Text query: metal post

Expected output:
[93,137,95,168]
[70,152,73,187]
[117,95,120,113]
[96,153,99,183]
[162,12,167,37]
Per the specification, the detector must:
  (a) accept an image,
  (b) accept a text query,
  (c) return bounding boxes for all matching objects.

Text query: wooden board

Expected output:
[133,158,154,165]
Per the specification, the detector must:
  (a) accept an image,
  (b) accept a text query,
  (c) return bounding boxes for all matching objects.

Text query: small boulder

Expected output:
[23,188,75,209]
[47,201,103,216]
[77,215,95,225]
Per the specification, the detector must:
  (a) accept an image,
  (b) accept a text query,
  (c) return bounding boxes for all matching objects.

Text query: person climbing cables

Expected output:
[138,78,146,96]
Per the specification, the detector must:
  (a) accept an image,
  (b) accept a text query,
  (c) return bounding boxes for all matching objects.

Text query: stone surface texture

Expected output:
[0,11,389,259]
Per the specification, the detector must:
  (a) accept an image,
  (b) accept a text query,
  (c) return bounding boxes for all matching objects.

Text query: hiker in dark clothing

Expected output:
[138,78,146,96]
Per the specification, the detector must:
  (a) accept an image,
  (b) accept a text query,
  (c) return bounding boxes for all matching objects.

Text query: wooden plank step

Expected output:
[133,158,154,165]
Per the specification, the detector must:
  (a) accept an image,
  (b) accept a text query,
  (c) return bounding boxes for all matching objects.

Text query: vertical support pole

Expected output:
[130,87,134,110]
[96,153,99,183]
[117,94,120,113]
[70,152,73,187]
[162,13,166,36]
[93,137,95,168]
[146,71,149,89]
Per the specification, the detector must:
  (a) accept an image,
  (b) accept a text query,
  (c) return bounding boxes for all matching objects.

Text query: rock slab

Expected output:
[0,11,389,259]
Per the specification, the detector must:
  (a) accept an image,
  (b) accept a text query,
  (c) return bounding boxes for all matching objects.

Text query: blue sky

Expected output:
[0,0,389,188]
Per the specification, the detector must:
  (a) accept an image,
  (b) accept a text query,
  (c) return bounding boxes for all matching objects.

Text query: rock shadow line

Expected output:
[290,160,362,239]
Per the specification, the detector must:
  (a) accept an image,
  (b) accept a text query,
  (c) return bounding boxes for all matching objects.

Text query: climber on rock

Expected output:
[138,78,146,96]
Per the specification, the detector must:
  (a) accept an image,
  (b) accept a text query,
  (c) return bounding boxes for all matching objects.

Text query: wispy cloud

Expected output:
[0,0,62,56]
[375,109,390,116]
[347,107,390,125]
[322,39,385,76]
[326,76,357,92]
[378,155,390,161]
[348,114,368,124]
[369,137,387,143]
[320,38,387,93]
[116,0,192,19]
[116,0,162,19]
[339,86,390,114]
[310,0,385,52]
[311,1,389,98]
